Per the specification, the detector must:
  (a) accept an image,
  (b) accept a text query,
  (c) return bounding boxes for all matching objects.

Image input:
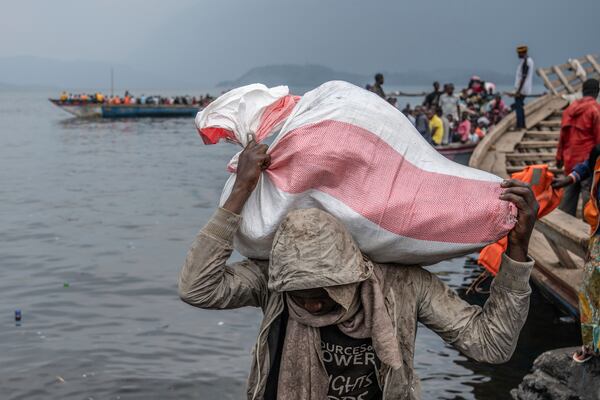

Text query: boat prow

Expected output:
[50,99,103,118]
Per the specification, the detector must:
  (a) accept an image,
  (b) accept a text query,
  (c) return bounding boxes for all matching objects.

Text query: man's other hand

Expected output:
[500,179,539,262]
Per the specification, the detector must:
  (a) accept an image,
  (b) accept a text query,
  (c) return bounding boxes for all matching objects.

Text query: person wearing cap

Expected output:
[554,78,600,216]
[178,140,539,399]
[513,45,535,129]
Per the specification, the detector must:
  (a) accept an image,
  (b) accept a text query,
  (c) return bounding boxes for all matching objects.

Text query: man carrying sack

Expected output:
[179,141,539,400]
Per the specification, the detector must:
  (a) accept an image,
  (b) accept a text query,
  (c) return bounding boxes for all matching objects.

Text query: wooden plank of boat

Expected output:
[535,210,589,260]
[516,140,559,149]
[505,152,556,161]
[586,54,600,75]
[552,66,575,93]
[536,120,561,128]
[523,131,560,140]
[537,69,559,95]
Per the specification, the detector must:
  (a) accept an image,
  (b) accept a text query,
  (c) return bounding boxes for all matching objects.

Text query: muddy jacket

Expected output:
[178,208,534,399]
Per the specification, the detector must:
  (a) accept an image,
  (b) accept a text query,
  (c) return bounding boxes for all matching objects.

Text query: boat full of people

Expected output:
[49,91,215,118]
[371,74,514,165]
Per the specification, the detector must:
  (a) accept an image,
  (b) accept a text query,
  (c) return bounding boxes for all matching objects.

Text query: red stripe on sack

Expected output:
[255,95,300,142]
[199,95,300,145]
[266,120,514,244]
[198,127,235,145]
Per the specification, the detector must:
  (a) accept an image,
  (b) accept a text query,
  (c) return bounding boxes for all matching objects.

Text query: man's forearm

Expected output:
[222,184,253,214]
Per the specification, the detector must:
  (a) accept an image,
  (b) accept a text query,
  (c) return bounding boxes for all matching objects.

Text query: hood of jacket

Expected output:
[268,208,371,292]
[563,96,599,127]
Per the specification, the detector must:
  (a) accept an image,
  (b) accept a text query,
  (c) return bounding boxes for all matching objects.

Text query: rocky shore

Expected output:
[511,347,600,400]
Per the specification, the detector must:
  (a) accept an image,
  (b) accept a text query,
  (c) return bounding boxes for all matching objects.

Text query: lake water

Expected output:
[0,90,579,400]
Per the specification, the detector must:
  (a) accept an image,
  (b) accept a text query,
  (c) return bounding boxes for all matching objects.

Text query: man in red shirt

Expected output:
[557,79,600,216]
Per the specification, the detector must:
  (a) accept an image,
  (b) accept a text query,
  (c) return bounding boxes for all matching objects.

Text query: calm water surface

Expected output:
[0,90,579,399]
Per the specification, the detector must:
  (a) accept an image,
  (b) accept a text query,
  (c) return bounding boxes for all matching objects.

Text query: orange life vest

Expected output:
[583,158,600,234]
[478,165,563,275]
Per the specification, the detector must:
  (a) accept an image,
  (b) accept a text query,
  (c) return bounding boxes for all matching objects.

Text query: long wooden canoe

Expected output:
[469,54,600,316]
[49,99,201,118]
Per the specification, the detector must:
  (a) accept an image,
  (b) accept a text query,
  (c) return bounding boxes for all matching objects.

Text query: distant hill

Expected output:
[217,64,367,88]
[217,64,515,89]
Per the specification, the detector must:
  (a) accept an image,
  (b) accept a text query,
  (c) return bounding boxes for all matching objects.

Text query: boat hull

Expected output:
[437,143,477,165]
[49,99,199,118]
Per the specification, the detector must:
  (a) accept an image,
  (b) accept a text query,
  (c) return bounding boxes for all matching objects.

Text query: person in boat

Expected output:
[513,45,534,129]
[446,114,457,143]
[486,93,508,125]
[178,140,537,400]
[402,104,416,126]
[59,91,68,102]
[466,76,484,97]
[456,112,472,144]
[438,109,451,146]
[95,92,105,103]
[414,106,432,143]
[369,73,386,99]
[423,81,441,109]
[427,107,444,146]
[439,83,460,122]
[556,79,600,216]
[552,143,600,363]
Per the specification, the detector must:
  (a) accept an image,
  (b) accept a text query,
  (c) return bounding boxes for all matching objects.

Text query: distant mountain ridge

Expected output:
[217,64,366,88]
[217,64,514,89]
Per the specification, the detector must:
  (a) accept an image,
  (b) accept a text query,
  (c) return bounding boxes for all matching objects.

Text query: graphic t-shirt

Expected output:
[320,325,382,400]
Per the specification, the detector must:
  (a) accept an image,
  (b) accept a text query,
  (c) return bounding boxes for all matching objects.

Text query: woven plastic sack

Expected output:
[195,81,516,265]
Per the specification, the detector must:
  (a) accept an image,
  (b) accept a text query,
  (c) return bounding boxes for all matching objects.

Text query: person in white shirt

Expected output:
[439,83,460,121]
[514,45,535,129]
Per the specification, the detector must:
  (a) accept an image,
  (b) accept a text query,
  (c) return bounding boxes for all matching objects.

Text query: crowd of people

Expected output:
[367,74,510,146]
[58,91,215,107]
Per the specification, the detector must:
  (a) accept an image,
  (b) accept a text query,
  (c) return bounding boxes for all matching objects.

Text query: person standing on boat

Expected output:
[428,107,444,146]
[555,79,600,216]
[369,73,386,99]
[178,141,538,400]
[439,84,460,121]
[553,142,600,363]
[423,81,441,109]
[513,45,534,129]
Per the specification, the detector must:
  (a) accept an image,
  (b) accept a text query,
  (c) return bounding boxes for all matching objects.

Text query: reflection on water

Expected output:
[0,91,579,399]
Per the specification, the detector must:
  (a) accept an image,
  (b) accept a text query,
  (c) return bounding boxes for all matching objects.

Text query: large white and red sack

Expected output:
[195,81,516,265]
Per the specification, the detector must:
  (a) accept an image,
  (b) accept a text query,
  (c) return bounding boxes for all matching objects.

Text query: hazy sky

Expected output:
[2,0,599,85]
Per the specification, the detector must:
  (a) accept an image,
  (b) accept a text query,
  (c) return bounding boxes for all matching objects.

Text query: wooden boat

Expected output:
[469,54,600,316]
[49,99,200,118]
[438,142,478,165]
